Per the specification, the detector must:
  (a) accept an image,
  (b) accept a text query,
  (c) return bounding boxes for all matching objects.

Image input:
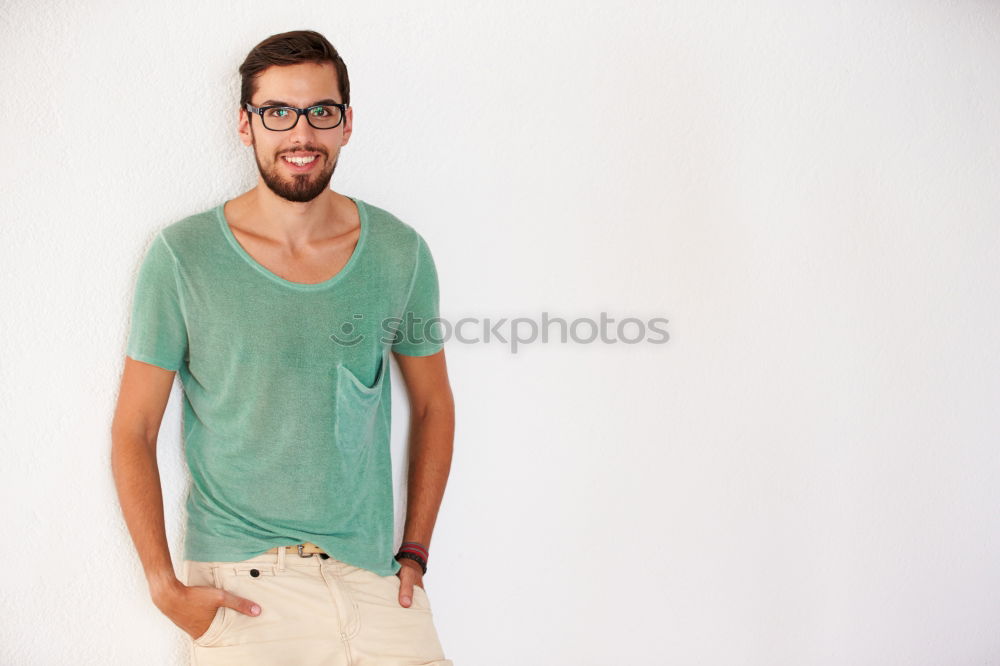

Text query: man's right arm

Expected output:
[110,356,262,639]
[110,356,183,602]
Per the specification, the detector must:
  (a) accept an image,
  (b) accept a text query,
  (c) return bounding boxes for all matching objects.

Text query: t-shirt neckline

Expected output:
[214,195,369,291]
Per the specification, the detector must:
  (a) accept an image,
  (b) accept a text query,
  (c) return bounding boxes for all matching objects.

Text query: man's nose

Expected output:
[287,114,320,142]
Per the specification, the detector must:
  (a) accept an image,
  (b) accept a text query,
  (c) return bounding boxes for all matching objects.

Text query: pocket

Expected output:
[411,583,433,611]
[189,562,279,647]
[334,349,388,452]
[381,573,433,613]
[188,562,231,647]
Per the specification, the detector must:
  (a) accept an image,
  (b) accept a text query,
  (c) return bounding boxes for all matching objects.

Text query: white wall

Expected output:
[2,1,999,664]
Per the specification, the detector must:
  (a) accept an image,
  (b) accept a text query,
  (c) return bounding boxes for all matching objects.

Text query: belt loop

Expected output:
[277,543,285,572]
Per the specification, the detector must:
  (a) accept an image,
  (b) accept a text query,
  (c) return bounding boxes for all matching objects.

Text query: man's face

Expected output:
[238,61,353,203]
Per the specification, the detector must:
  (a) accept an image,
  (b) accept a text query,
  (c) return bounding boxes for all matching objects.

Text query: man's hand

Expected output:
[151,579,262,640]
[396,558,425,608]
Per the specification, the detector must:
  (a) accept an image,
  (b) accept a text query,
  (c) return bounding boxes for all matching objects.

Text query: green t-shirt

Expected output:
[125,196,443,575]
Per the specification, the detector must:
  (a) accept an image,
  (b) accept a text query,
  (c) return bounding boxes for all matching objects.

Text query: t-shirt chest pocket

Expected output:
[334,349,388,453]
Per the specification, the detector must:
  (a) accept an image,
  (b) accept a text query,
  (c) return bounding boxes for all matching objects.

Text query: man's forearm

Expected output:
[401,404,455,552]
[110,432,180,599]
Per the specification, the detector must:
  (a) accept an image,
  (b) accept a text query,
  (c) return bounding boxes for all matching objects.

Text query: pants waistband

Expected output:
[189,542,371,575]
[265,542,331,559]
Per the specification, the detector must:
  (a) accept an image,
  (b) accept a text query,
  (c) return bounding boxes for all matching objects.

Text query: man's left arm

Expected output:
[391,348,455,607]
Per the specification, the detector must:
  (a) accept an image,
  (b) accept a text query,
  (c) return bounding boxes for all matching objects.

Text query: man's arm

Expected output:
[110,356,262,638]
[110,356,183,600]
[391,348,455,604]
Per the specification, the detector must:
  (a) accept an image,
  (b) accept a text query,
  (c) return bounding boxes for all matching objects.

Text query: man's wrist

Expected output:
[395,543,428,574]
[146,568,182,600]
[397,557,423,572]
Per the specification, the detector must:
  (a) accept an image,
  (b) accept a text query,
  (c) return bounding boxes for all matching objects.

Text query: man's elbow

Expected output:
[410,389,455,424]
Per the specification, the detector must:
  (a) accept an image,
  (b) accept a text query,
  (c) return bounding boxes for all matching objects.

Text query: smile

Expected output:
[281,154,321,172]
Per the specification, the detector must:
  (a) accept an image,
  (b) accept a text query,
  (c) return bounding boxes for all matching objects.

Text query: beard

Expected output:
[251,128,338,203]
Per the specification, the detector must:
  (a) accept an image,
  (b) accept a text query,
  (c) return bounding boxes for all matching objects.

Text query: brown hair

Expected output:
[238,30,350,109]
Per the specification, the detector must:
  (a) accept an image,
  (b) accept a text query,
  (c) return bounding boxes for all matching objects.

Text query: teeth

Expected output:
[284,155,317,165]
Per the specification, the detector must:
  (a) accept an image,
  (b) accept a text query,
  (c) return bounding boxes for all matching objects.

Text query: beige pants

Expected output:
[181,546,454,665]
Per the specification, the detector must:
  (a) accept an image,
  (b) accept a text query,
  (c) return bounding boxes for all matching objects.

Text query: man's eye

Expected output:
[310,107,330,116]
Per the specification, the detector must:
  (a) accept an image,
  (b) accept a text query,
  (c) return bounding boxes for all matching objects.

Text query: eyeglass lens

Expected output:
[261,106,343,131]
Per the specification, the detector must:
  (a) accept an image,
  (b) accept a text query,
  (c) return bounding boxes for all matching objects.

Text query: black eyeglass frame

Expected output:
[244,102,347,131]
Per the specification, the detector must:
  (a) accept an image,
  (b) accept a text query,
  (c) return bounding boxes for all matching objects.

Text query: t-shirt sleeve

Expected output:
[391,234,444,357]
[125,233,189,371]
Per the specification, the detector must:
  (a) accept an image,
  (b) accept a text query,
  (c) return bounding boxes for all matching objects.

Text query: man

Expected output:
[110,30,455,665]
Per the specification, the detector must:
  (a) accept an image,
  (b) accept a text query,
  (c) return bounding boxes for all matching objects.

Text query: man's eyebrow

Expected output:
[258,98,341,107]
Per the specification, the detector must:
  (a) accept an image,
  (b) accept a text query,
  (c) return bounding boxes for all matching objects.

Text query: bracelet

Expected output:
[395,551,427,574]
[395,541,429,574]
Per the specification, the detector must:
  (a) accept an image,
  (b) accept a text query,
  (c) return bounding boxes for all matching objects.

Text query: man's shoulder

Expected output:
[156,203,222,254]
[361,199,426,247]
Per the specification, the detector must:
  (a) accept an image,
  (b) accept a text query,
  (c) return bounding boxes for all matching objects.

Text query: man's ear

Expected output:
[340,106,353,146]
[237,108,253,147]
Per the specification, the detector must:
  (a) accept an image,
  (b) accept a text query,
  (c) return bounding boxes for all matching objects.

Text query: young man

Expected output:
[110,30,455,665]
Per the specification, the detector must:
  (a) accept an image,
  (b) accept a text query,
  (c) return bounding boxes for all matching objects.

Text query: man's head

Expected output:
[237,30,352,203]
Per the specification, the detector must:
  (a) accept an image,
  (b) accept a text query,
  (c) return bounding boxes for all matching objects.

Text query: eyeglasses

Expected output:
[245,102,346,131]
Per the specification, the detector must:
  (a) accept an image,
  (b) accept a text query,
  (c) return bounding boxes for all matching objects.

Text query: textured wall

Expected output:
[2,1,1000,664]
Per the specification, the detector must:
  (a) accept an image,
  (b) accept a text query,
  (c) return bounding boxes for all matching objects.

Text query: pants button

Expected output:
[250,568,260,577]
